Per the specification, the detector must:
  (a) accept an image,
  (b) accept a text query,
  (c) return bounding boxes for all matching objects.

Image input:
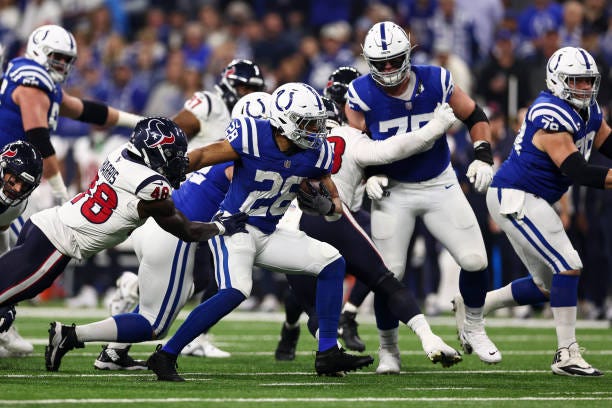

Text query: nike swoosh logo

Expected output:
[152,181,164,186]
[58,337,67,349]
[444,184,453,189]
[489,351,498,355]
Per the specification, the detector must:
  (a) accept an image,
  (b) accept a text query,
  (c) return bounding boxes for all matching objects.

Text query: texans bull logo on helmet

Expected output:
[0,147,17,159]
[144,118,176,148]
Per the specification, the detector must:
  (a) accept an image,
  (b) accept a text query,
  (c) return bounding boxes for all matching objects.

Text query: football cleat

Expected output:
[0,326,34,356]
[453,295,501,364]
[147,344,185,382]
[458,324,501,364]
[421,334,462,368]
[45,322,84,371]
[315,346,373,376]
[338,311,366,352]
[94,345,148,370]
[376,346,401,374]
[551,342,603,377]
[181,334,231,358]
[274,324,300,361]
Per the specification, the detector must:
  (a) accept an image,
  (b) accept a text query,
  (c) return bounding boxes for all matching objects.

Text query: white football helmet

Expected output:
[25,25,77,83]
[546,47,600,110]
[362,21,412,87]
[269,82,327,149]
[231,91,272,119]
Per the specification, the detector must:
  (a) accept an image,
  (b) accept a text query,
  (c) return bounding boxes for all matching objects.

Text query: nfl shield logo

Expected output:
[405,102,412,110]
[284,160,291,168]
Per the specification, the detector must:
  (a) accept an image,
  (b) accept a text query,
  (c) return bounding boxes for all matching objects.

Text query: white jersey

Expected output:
[183,90,231,150]
[31,145,172,260]
[0,201,26,227]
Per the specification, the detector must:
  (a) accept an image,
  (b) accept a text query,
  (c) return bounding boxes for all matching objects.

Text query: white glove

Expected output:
[466,160,493,193]
[365,175,389,200]
[429,103,457,134]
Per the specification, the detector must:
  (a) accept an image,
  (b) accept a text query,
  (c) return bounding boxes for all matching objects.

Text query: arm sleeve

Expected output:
[353,120,445,167]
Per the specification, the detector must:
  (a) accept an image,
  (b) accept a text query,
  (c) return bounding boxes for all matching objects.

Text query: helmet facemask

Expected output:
[284,111,327,149]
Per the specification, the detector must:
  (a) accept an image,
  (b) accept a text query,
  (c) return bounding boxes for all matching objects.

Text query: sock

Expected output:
[511,277,549,305]
[316,258,345,352]
[284,321,300,330]
[378,327,399,350]
[284,291,303,325]
[373,292,399,330]
[342,302,358,314]
[75,317,119,342]
[459,269,488,308]
[465,306,484,325]
[483,284,516,316]
[163,288,245,355]
[550,274,579,349]
[407,314,435,341]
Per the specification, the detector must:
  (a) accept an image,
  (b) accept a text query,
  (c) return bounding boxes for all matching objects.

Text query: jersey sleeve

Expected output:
[439,67,454,103]
[7,62,55,94]
[134,174,172,201]
[183,91,214,122]
[527,101,579,134]
[224,116,259,157]
[346,80,369,113]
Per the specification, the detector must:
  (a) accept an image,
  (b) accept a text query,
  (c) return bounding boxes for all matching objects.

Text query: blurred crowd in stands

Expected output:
[2,0,610,320]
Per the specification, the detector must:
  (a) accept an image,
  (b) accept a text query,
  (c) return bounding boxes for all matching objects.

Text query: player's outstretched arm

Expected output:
[353,103,456,166]
[138,199,243,242]
[60,91,143,129]
[187,139,240,172]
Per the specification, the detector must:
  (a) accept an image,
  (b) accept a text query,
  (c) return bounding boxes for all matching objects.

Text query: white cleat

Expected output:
[458,324,501,364]
[453,295,501,364]
[421,334,462,367]
[376,346,401,374]
[0,326,34,356]
[551,342,603,377]
[181,334,231,358]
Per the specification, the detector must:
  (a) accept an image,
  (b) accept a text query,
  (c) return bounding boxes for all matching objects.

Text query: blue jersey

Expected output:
[492,91,603,204]
[0,57,63,147]
[347,65,453,182]
[221,116,333,234]
[172,162,232,222]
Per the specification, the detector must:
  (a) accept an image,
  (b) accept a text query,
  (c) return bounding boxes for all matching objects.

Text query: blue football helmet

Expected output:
[127,117,189,189]
[215,59,265,111]
[0,141,43,206]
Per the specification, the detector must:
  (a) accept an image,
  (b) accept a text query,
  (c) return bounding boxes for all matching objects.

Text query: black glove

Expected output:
[0,305,16,332]
[297,182,335,216]
[213,212,249,236]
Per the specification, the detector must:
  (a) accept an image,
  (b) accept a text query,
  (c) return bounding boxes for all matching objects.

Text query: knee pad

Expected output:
[457,253,488,271]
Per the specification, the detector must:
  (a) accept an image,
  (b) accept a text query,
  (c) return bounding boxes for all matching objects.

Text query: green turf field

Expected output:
[0,306,610,408]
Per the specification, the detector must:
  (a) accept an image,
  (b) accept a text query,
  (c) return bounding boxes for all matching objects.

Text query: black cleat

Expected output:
[315,346,374,376]
[94,345,148,371]
[338,311,366,352]
[45,322,84,371]
[147,344,185,382]
[275,324,300,361]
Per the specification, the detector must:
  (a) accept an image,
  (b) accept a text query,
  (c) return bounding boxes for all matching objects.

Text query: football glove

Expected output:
[466,141,494,193]
[0,305,16,332]
[213,212,249,235]
[297,182,335,216]
[365,175,389,200]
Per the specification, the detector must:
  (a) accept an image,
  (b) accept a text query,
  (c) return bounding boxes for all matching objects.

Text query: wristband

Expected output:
[473,140,493,165]
[116,111,144,128]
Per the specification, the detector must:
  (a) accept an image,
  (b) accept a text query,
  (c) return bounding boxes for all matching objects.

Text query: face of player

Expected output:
[2,173,28,201]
